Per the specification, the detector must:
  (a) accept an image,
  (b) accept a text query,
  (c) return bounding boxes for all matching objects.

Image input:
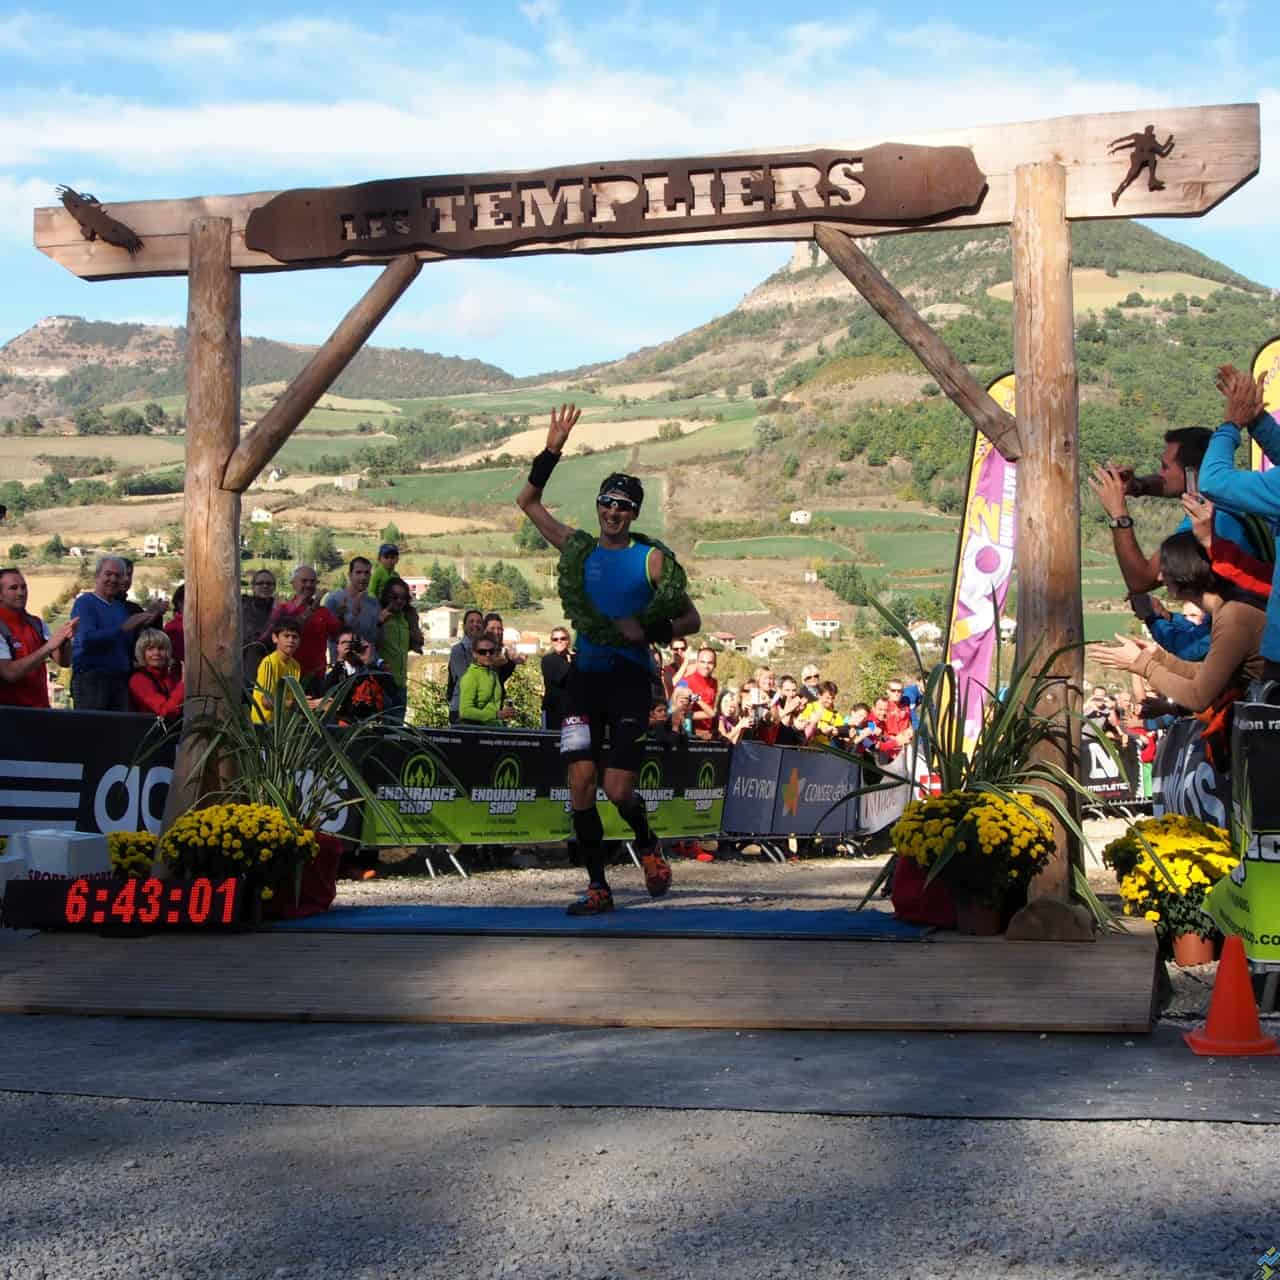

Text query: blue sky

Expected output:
[1,1,1277,376]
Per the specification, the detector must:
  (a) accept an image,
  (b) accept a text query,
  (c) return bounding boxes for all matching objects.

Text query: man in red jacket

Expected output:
[0,568,76,708]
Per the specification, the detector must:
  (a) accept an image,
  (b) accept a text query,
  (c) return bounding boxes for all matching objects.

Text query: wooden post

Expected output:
[815,226,1021,461]
[165,217,243,823]
[1005,163,1093,942]
[221,254,421,492]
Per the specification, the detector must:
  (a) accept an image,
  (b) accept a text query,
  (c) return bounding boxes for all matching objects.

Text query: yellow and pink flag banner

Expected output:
[1249,335,1279,473]
[944,373,1017,750]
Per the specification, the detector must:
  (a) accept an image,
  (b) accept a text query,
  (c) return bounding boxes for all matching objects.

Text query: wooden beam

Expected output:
[1005,163,1093,943]
[815,225,1021,460]
[222,254,421,493]
[164,217,243,825]
[34,103,1259,280]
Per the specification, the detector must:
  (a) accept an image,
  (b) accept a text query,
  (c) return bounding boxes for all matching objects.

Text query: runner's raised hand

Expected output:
[545,403,581,455]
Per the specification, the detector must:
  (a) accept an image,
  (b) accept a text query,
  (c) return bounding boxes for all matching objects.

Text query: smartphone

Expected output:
[1185,466,1199,497]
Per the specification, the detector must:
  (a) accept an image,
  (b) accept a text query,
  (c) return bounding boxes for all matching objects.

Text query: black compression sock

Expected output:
[572,807,607,887]
[614,796,655,849]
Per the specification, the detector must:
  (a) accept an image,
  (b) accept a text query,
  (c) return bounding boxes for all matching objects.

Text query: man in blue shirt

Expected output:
[517,404,700,916]
[1199,365,1280,688]
[70,556,165,711]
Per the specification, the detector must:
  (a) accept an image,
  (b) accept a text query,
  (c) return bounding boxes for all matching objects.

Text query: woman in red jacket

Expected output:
[128,628,184,720]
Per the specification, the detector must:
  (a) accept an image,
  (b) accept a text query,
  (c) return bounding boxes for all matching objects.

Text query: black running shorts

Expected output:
[560,661,652,773]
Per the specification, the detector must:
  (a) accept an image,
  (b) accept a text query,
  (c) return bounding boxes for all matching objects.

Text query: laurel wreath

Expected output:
[556,529,689,646]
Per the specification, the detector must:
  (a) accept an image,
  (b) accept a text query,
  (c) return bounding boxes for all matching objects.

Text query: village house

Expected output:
[422,604,463,643]
[141,533,169,557]
[748,624,789,659]
[249,508,273,524]
[789,510,812,525]
[805,612,841,639]
[908,620,944,647]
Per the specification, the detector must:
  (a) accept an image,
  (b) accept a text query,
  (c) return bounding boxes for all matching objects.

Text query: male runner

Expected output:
[517,404,700,914]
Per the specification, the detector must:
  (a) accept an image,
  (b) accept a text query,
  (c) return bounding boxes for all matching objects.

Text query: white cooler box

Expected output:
[4,829,111,880]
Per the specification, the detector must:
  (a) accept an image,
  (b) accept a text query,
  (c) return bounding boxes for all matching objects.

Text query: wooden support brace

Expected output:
[221,254,422,493]
[1005,163,1093,943]
[815,225,1022,461]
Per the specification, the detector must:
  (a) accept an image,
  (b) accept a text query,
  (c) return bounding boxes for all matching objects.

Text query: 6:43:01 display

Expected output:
[64,877,240,928]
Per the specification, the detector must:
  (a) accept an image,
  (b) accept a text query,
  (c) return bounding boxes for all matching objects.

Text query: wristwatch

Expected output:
[1107,515,1134,529]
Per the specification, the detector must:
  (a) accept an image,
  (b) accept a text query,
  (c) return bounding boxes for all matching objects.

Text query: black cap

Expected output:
[598,472,644,509]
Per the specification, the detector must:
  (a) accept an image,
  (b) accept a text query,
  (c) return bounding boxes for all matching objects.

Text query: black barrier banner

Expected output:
[721,740,783,835]
[0,706,174,837]
[1079,726,1140,803]
[361,728,729,845]
[1151,716,1230,828]
[1233,703,1280,834]
[770,746,859,836]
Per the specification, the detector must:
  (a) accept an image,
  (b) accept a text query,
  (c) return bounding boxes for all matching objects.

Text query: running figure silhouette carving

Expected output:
[1109,125,1175,206]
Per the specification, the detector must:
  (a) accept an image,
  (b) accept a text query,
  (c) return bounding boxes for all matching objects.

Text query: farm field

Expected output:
[695,579,767,612]
[359,449,666,534]
[987,268,1232,312]
[640,416,758,463]
[390,389,614,417]
[274,434,391,469]
[693,536,852,560]
[862,530,957,570]
[814,508,959,531]
[0,435,185,480]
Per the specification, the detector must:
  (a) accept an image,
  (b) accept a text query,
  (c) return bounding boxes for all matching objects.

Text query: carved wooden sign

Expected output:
[244,144,987,264]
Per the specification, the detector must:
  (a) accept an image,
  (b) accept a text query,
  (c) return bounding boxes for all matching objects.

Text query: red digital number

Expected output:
[65,878,89,924]
[214,877,238,926]
[137,878,162,926]
[110,878,138,924]
[187,877,212,925]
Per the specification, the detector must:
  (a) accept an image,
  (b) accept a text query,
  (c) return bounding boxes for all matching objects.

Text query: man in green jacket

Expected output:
[457,636,517,725]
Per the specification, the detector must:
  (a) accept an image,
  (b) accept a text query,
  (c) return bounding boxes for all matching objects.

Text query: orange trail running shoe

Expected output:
[641,848,672,898]
[566,885,615,916]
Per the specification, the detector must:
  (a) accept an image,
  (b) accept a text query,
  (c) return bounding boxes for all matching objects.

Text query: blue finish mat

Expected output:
[267,904,929,941]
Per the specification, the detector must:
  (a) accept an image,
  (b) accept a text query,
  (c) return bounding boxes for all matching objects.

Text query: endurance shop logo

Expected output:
[376,751,457,815]
[470,754,537,816]
[637,758,674,813]
[684,760,725,812]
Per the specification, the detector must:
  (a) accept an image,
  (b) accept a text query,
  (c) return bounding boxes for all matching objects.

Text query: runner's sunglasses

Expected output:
[596,495,639,513]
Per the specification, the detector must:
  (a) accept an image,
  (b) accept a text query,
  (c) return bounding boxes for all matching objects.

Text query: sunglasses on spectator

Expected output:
[597,496,639,513]
[552,634,569,642]
[474,646,496,655]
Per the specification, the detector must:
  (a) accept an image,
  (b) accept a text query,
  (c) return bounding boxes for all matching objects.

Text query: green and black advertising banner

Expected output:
[361,727,729,846]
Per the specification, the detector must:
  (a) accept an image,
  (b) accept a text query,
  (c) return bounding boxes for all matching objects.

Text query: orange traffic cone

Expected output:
[1184,935,1280,1057]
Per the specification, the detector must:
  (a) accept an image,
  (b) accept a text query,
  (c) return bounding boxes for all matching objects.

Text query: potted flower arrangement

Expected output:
[891,789,1057,933]
[107,831,159,879]
[1101,813,1236,964]
[159,802,319,914]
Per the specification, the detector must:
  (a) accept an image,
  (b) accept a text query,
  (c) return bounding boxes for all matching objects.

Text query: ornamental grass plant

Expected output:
[1101,813,1236,943]
[852,595,1117,928]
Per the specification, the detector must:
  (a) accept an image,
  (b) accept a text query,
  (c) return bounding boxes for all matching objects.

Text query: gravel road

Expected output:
[2,1093,1275,1280]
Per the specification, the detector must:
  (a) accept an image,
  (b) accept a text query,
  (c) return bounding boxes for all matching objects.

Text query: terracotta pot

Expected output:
[1172,931,1216,967]
[954,896,1005,936]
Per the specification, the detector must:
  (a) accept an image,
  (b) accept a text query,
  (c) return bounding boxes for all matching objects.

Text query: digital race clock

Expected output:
[1,876,244,932]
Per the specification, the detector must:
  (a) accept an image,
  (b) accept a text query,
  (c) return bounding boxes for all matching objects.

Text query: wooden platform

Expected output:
[0,922,1159,1032]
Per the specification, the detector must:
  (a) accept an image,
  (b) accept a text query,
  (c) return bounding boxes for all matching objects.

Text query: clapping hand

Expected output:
[1215,364,1266,430]
[1090,634,1155,671]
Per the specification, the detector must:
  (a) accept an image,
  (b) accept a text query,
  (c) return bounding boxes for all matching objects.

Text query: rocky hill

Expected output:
[0,316,515,420]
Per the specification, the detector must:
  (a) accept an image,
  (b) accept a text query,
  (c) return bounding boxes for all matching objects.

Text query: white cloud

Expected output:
[0,174,55,241]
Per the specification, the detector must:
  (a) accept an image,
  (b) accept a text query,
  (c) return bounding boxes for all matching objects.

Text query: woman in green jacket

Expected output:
[458,636,517,724]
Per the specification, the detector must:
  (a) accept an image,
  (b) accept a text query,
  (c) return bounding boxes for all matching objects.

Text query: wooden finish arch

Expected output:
[34,103,1261,937]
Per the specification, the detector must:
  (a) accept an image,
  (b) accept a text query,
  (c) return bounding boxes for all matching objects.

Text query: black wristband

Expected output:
[528,449,561,489]
[643,619,674,645]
